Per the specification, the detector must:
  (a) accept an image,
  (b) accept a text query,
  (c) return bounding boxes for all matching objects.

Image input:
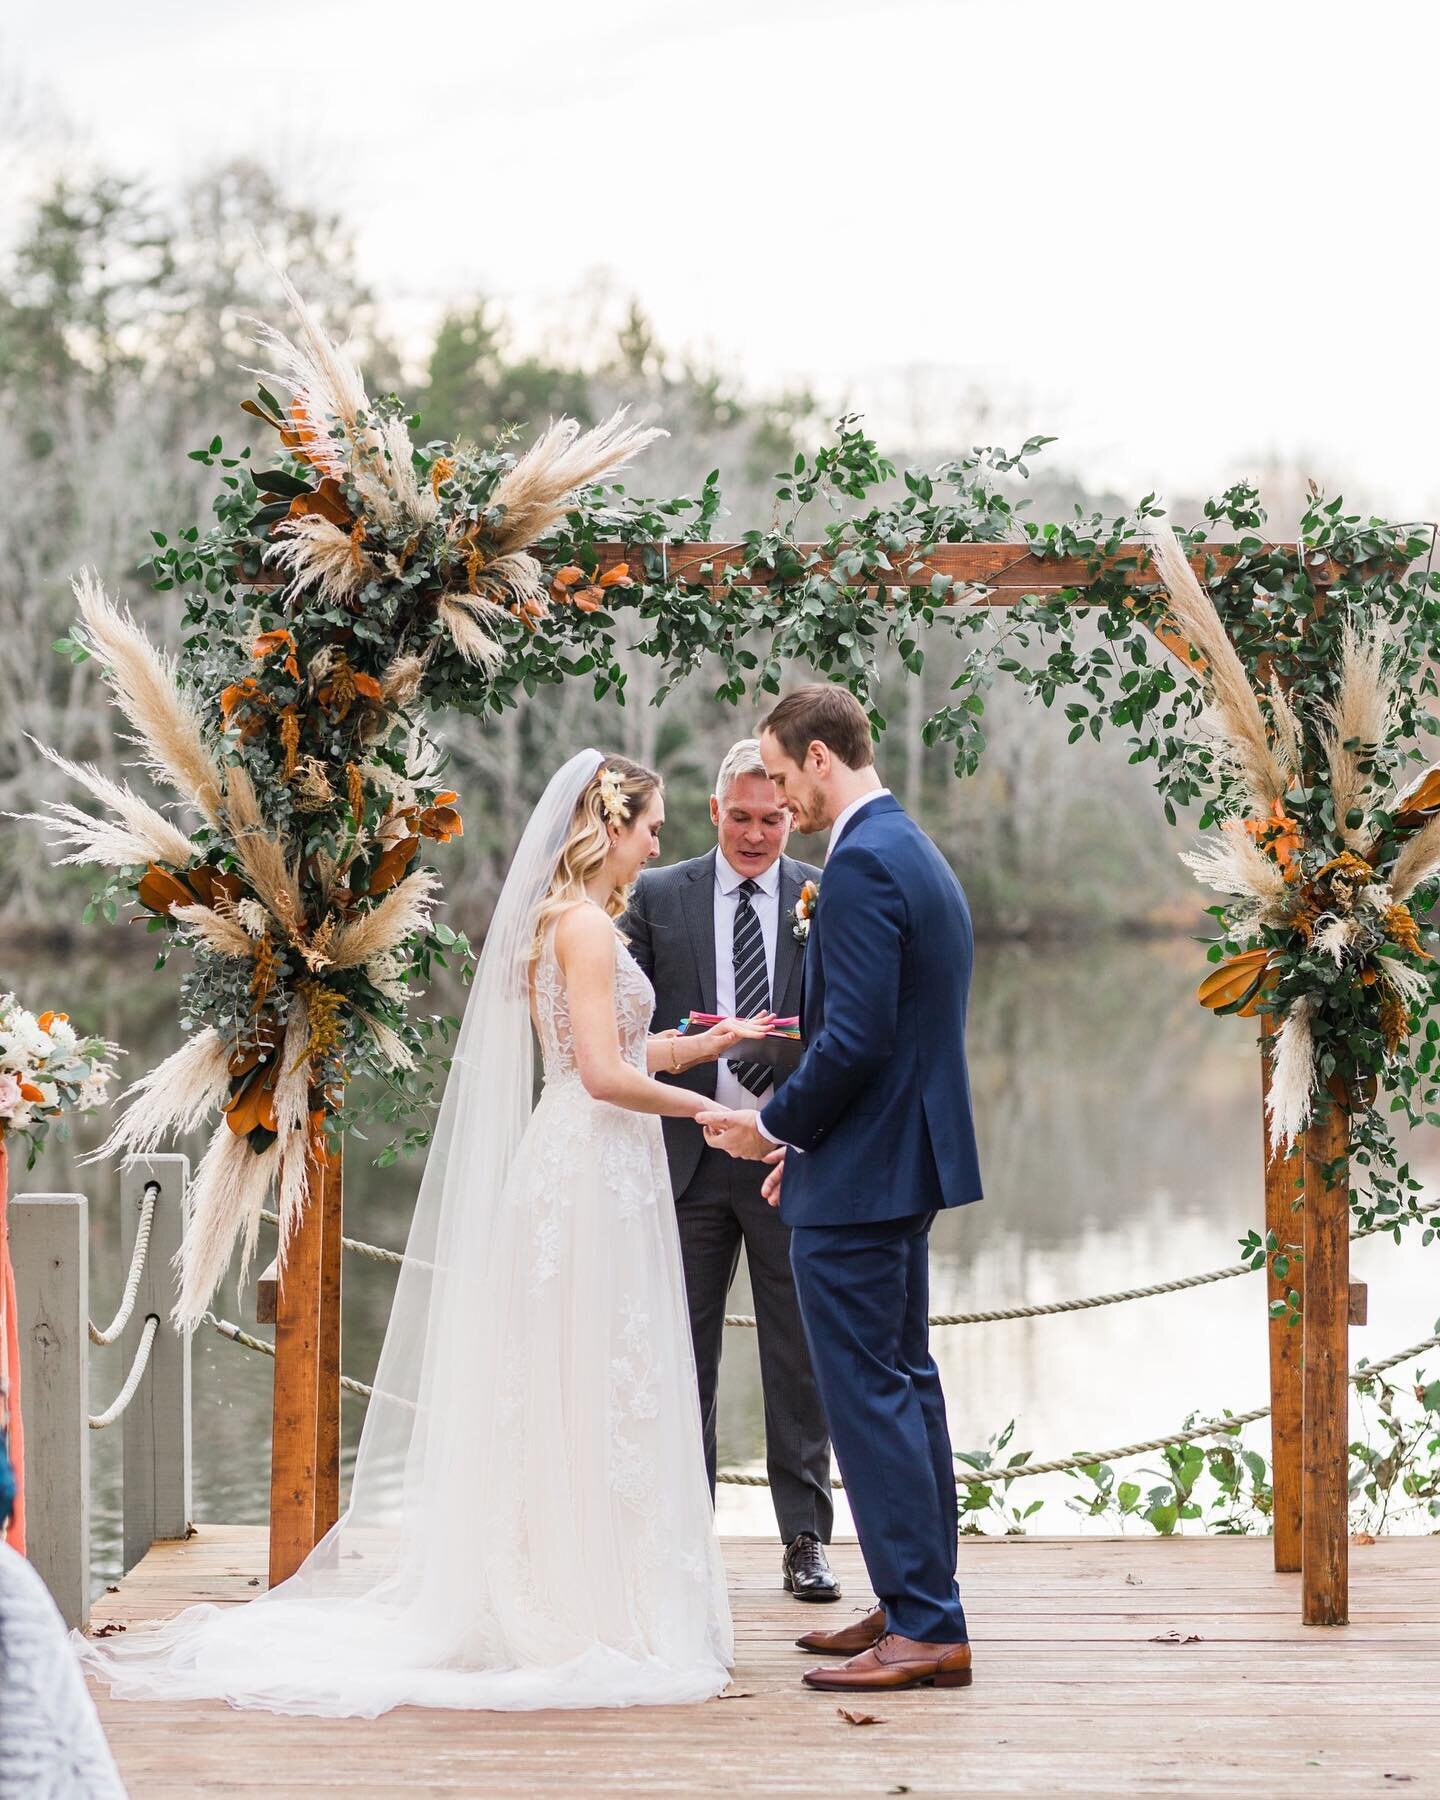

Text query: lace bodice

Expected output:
[533,908,655,1085]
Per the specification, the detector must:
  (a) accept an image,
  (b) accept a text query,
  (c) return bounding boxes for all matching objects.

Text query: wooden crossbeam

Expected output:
[585,540,1331,592]
[244,541,1324,596]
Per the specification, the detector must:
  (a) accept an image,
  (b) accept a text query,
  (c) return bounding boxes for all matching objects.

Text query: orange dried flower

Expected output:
[1379,991,1409,1055]
[251,628,299,675]
[1383,903,1430,959]
[279,707,301,780]
[415,791,463,842]
[1242,799,1302,880]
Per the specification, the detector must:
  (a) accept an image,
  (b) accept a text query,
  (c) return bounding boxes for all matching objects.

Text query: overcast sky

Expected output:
[12,0,1440,517]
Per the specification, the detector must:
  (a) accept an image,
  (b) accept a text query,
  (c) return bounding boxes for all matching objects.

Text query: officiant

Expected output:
[623,741,837,1602]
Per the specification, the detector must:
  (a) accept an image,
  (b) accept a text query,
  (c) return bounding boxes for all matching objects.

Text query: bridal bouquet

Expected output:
[0,995,119,1165]
[29,279,662,1323]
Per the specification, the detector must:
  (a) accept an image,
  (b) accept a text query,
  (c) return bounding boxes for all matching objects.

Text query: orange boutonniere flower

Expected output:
[790,878,819,942]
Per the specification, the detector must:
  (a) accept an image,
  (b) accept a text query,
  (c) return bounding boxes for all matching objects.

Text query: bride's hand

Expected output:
[685,1013,775,1063]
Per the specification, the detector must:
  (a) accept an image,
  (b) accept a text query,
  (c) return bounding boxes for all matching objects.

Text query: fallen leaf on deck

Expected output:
[105,1584,119,1594]
[718,1691,754,1700]
[838,1708,886,1726]
[1124,1573,1142,1586]
[92,1622,127,1637]
[1383,1776,1415,1783]
[1149,1631,1203,1645]
[247,1577,261,1587]
[1355,1532,1377,1546]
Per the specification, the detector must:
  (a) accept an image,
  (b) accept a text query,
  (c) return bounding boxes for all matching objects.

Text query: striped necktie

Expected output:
[728,877,772,1098]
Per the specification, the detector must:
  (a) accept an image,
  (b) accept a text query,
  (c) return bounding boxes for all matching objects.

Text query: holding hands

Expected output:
[696,1105,775,1164]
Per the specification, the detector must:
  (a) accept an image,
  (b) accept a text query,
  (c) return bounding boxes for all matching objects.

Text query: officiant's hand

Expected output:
[760,1145,786,1208]
[685,1012,775,1065]
[696,1106,772,1161]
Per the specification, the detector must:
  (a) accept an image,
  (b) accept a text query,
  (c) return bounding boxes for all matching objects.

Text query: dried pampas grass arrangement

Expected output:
[31,274,669,1326]
[1146,524,1293,813]
[1266,999,1317,1152]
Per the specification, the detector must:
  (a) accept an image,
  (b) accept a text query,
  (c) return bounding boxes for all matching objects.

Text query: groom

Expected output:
[699,684,982,1694]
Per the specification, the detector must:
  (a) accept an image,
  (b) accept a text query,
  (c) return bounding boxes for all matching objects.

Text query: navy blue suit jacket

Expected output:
[760,794,983,1229]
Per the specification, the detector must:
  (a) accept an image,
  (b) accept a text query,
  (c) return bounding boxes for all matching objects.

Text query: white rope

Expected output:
[714,1328,1440,1489]
[257,1209,406,1269]
[722,1220,1390,1330]
[88,1182,160,1347]
[88,1315,158,1430]
[203,1312,374,1399]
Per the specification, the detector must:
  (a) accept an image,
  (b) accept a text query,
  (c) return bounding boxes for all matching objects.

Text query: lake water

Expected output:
[5,932,1437,1593]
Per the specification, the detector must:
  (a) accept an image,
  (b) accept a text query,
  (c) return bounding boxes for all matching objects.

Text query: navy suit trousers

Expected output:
[788,1211,967,1644]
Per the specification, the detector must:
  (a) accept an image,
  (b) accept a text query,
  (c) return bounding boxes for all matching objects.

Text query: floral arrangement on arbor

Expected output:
[0,994,118,1164]
[1030,510,1440,1232]
[1151,518,1440,1149]
[30,280,662,1324]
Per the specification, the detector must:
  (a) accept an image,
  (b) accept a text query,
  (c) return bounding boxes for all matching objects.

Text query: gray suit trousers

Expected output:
[678,1144,834,1544]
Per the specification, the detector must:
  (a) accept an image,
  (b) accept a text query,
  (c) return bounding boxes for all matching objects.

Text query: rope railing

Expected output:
[265,1208,1391,1331]
[200,1305,1440,1489]
[258,1209,407,1269]
[723,1220,1389,1330]
[88,1180,160,1346]
[204,1312,376,1399]
[714,1327,1440,1487]
[88,1315,159,1430]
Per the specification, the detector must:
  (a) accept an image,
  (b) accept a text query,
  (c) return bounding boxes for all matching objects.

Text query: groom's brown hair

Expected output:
[760,684,874,771]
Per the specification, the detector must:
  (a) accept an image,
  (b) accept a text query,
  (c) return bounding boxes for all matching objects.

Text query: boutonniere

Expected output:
[789,878,819,942]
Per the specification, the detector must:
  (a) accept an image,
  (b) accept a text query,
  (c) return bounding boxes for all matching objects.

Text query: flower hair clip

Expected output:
[596,765,628,825]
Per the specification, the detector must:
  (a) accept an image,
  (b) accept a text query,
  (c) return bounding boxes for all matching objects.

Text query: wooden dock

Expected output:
[86,1531,1440,1796]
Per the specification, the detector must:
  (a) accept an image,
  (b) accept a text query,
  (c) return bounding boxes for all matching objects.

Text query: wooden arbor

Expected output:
[261,539,1359,1622]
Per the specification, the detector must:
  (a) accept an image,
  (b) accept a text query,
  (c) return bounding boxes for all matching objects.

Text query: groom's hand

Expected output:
[760,1146,786,1208]
[696,1106,771,1161]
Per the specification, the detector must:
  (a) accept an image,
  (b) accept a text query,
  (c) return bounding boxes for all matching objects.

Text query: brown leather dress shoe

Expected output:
[795,1604,887,1655]
[802,1632,972,1692]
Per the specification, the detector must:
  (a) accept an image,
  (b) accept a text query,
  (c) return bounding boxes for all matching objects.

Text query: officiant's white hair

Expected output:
[715,739,769,802]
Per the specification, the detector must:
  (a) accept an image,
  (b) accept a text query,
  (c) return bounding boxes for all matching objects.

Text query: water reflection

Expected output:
[5,932,1437,1589]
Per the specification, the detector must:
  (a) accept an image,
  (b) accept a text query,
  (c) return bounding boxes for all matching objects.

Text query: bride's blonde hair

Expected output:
[531,755,662,959]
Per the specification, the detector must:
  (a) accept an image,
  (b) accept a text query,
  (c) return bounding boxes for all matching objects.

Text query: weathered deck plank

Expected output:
[85,1531,1440,1795]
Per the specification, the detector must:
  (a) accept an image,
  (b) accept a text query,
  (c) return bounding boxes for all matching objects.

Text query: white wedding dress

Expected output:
[75,750,733,1716]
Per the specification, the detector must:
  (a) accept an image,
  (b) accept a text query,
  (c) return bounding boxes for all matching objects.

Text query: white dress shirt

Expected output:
[712,849,783,1112]
[756,787,890,1146]
[826,786,891,860]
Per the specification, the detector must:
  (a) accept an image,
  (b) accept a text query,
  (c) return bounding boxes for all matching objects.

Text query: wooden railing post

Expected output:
[1301,1100,1350,1625]
[120,1154,191,1572]
[11,1191,90,1628]
[267,1136,341,1585]
[1260,1022,1303,1572]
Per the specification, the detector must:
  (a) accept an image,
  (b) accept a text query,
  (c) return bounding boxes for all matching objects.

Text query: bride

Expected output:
[77,749,752,1715]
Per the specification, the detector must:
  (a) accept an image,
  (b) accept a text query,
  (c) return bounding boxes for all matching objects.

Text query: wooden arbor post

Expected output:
[265,1135,342,1588]
[1260,1021,1304,1575]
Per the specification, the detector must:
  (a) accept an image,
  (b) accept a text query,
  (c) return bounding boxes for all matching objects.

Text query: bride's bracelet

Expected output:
[668,1037,686,1074]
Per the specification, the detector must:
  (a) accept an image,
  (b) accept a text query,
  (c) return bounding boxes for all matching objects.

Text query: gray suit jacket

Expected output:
[622,849,819,1199]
